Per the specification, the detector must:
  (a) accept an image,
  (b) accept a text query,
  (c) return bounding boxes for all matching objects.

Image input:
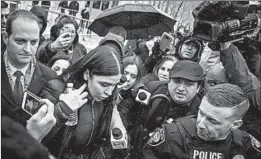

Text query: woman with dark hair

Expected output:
[36,15,87,65]
[48,52,71,76]
[39,45,122,159]
[133,55,178,92]
[90,54,146,159]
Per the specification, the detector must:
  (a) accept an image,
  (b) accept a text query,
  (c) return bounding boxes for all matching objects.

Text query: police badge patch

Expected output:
[147,128,165,146]
[249,134,261,152]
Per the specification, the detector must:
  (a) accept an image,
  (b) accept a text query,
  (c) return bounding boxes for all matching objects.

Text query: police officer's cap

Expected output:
[169,60,204,81]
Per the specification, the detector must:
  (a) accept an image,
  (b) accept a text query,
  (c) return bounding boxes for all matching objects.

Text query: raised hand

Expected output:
[26,99,56,142]
[59,83,88,111]
[51,32,73,50]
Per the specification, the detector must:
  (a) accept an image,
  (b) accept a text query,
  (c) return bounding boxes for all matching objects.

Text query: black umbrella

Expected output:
[88,3,176,40]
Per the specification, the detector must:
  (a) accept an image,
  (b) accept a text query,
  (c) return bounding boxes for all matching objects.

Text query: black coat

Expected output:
[2,116,49,159]
[118,81,201,158]
[36,39,87,65]
[142,115,261,159]
[39,79,114,158]
[119,81,201,132]
[1,58,56,126]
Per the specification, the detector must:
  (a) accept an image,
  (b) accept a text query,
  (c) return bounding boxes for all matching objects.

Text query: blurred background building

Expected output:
[2,1,202,51]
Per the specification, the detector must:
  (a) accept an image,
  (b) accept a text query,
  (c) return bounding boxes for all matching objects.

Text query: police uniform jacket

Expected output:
[141,116,261,159]
[142,81,201,132]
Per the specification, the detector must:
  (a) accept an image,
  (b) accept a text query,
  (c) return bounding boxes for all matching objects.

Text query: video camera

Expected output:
[192,1,260,42]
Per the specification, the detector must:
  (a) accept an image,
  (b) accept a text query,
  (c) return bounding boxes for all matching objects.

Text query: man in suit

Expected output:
[1,9,56,126]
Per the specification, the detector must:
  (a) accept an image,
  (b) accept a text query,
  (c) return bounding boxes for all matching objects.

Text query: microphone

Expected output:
[118,75,128,89]
[138,92,147,101]
[110,105,128,149]
[119,75,127,84]
[112,128,123,139]
[135,89,151,105]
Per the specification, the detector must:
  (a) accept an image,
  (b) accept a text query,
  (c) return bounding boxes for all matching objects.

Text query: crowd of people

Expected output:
[1,1,261,159]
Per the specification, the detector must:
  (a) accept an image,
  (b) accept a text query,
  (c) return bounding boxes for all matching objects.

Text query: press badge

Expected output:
[189,147,225,159]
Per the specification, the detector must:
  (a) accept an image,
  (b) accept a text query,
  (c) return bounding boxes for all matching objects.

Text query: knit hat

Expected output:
[169,60,204,81]
[108,26,127,40]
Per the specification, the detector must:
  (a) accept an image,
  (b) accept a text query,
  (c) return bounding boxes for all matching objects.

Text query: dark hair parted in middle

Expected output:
[61,45,122,88]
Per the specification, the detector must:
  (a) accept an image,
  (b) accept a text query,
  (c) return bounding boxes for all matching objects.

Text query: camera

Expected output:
[135,89,151,105]
[192,1,260,42]
[193,14,259,42]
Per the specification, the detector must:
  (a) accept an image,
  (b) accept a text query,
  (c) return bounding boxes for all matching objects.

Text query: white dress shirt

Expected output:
[8,61,29,91]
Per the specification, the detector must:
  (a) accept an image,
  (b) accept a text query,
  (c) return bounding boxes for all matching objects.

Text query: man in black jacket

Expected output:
[1,10,56,126]
[126,60,204,158]
[142,83,261,159]
[139,60,204,132]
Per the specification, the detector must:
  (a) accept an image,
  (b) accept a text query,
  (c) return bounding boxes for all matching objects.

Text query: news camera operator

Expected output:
[192,1,261,78]
[192,1,261,141]
[144,33,204,73]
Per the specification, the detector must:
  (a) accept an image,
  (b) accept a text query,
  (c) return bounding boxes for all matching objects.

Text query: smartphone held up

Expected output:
[21,91,42,116]
[159,32,174,52]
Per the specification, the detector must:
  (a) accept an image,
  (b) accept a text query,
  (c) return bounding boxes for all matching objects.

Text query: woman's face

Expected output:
[51,59,70,76]
[87,74,121,101]
[122,64,138,90]
[59,23,76,44]
[157,60,175,82]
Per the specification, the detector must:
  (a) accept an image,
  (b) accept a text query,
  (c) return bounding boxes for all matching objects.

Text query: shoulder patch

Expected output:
[249,134,261,152]
[147,128,165,146]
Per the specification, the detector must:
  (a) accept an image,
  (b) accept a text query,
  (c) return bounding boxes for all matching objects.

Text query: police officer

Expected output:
[139,60,204,132]
[129,60,204,158]
[141,83,261,159]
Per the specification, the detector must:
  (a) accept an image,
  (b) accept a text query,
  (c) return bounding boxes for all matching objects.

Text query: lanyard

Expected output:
[4,52,36,91]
